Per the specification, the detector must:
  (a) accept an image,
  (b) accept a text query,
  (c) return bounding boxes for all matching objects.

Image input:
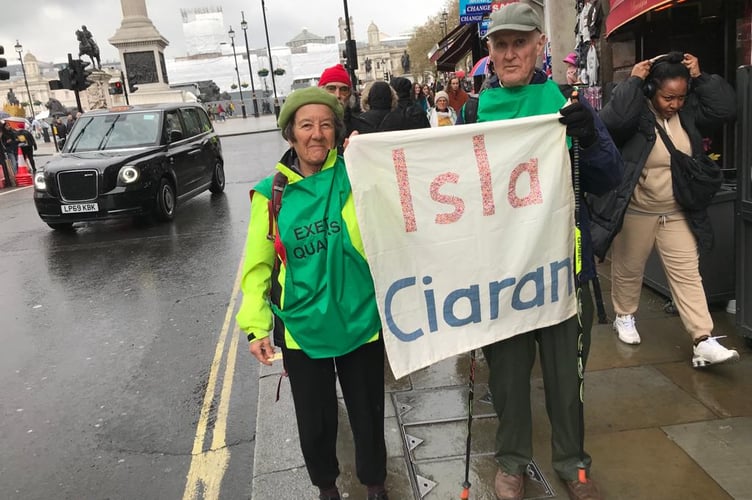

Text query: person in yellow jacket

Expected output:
[236,87,388,500]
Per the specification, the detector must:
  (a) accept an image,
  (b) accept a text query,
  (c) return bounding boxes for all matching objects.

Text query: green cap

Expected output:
[277,87,344,130]
[485,3,543,38]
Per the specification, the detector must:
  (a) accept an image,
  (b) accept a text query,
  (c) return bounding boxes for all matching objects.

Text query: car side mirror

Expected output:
[168,130,183,142]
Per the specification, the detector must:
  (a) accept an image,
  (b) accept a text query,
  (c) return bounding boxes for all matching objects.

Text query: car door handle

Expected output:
[188,149,202,156]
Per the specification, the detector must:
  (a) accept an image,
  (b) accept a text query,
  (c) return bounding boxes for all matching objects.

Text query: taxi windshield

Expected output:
[64,111,161,152]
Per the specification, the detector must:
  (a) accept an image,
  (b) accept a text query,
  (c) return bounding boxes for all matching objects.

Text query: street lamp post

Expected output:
[240,11,260,118]
[260,0,280,118]
[228,26,247,119]
[441,10,448,38]
[13,40,35,119]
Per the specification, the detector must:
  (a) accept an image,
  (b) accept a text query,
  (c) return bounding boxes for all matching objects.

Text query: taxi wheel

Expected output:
[209,161,225,194]
[47,222,74,231]
[154,178,176,222]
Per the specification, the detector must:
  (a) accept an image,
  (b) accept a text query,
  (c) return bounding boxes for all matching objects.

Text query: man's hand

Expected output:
[559,101,596,148]
[249,337,275,366]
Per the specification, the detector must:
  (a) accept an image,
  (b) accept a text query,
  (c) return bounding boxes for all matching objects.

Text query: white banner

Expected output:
[344,114,576,379]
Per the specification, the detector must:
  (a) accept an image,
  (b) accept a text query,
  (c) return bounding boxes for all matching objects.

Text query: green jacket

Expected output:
[236,148,381,358]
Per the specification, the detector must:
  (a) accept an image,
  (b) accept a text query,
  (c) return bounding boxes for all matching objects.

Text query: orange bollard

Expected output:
[0,154,6,188]
[14,146,33,187]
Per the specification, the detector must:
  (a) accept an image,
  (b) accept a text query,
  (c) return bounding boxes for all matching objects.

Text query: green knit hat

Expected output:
[277,87,344,130]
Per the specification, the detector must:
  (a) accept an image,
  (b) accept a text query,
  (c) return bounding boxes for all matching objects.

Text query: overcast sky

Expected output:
[1,0,446,64]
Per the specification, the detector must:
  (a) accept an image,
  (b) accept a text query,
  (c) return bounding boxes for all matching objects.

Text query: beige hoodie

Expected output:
[629,104,692,215]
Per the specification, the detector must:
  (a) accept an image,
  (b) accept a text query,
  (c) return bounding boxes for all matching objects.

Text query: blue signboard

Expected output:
[479,17,491,37]
[459,0,493,25]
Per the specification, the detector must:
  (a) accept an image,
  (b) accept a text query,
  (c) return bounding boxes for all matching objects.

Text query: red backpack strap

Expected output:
[269,172,288,267]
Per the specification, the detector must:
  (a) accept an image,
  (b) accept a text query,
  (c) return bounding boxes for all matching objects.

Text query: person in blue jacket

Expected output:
[458,4,622,500]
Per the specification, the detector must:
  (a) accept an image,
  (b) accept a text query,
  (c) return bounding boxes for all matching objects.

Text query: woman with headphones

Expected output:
[587,51,739,367]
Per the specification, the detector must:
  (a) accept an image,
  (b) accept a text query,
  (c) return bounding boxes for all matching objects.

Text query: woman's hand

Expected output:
[683,53,701,78]
[249,337,276,366]
[343,130,359,151]
[631,59,652,80]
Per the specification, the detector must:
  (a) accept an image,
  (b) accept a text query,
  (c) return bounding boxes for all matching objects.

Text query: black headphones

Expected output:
[643,52,687,98]
[643,55,671,98]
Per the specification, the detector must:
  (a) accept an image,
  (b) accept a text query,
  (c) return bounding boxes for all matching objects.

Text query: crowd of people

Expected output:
[232,4,737,500]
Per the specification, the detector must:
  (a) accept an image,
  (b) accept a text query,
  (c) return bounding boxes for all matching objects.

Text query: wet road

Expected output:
[0,133,288,499]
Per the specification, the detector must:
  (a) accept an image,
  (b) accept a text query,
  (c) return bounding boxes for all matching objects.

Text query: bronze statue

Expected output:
[77,25,101,70]
[401,51,410,73]
[45,98,68,117]
[6,88,19,106]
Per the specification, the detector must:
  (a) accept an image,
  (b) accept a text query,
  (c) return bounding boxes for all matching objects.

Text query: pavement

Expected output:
[252,265,752,500]
[204,115,752,500]
[25,115,752,499]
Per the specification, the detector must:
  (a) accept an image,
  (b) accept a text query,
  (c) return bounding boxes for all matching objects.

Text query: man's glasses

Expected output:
[325,85,351,95]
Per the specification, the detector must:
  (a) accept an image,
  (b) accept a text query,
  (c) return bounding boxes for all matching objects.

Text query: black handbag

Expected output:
[655,124,723,211]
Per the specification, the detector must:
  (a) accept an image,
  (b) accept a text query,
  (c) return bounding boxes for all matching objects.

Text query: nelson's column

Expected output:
[108,0,189,102]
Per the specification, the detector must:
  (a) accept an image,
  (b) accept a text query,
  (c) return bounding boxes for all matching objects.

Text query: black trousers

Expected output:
[283,338,387,488]
[21,147,35,173]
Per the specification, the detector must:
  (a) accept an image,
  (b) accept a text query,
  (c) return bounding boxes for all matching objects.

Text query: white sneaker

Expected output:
[692,336,740,368]
[613,314,641,345]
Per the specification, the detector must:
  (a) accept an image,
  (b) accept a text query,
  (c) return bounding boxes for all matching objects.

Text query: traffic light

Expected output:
[78,60,94,90]
[69,59,93,91]
[58,67,72,90]
[68,60,80,90]
[109,81,123,95]
[345,40,358,70]
[128,76,138,94]
[0,45,9,81]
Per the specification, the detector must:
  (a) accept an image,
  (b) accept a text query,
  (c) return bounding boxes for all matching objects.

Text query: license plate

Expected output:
[61,203,99,214]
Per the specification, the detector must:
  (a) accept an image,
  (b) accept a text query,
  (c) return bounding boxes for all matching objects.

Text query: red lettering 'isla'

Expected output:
[472,134,495,216]
[393,148,417,232]
[508,159,543,208]
[431,173,464,224]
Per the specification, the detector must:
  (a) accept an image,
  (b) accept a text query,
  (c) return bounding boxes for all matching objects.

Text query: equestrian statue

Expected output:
[76,25,101,70]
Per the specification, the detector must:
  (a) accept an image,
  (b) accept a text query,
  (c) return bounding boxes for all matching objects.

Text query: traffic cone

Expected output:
[15,146,33,187]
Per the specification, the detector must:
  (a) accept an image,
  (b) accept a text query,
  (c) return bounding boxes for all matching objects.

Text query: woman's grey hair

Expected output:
[282,106,346,146]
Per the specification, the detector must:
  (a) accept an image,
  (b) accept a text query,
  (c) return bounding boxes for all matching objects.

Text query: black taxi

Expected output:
[33,103,224,230]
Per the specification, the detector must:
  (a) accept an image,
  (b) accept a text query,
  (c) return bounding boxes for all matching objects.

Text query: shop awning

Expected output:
[428,23,479,72]
[606,0,673,37]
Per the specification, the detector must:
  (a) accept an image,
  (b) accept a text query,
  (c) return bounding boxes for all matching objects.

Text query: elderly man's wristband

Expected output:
[247,332,256,342]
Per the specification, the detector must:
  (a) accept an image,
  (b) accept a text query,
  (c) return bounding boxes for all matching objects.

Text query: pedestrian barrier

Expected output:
[15,146,33,187]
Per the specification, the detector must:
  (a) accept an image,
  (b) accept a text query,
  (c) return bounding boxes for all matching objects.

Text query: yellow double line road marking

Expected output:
[183,257,245,500]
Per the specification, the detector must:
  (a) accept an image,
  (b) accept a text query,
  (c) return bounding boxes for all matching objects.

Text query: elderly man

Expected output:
[460,4,622,500]
[318,63,360,140]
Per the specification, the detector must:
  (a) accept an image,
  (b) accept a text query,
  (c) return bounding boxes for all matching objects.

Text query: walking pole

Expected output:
[460,348,477,499]
[570,89,589,485]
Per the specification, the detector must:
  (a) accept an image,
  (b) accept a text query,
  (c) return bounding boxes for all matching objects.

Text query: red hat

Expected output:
[318,64,351,88]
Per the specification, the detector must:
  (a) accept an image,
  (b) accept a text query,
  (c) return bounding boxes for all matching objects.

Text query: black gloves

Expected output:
[559,101,596,148]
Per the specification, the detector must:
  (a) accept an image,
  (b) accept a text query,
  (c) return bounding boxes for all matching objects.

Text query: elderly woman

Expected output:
[236,87,388,500]
[427,91,456,127]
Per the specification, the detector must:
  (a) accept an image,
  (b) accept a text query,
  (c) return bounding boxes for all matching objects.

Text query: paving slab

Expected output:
[663,417,752,500]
